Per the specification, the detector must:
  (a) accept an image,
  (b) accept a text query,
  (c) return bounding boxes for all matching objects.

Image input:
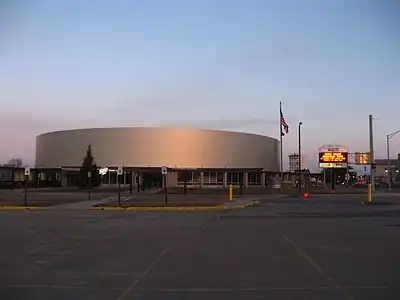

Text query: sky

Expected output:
[0,0,399,170]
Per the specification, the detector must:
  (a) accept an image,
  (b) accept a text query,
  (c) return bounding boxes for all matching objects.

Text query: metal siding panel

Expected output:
[35,127,279,171]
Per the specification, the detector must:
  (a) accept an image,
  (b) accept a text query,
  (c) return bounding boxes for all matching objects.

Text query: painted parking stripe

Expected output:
[0,206,43,210]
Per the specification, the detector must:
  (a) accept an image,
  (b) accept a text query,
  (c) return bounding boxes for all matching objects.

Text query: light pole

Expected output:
[368,115,375,191]
[386,129,400,192]
[298,122,303,194]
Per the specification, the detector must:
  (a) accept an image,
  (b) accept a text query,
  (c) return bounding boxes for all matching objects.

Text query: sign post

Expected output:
[239,173,243,196]
[129,171,133,196]
[183,169,188,195]
[117,167,123,206]
[161,166,168,206]
[136,173,140,192]
[87,171,92,200]
[37,172,40,189]
[24,168,30,206]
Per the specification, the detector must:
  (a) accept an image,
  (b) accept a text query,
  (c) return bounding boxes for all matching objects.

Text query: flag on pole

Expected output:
[279,102,287,191]
[280,105,289,135]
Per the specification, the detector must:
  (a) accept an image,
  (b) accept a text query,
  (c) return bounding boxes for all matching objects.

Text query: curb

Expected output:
[92,199,259,211]
[0,206,43,211]
[0,200,259,211]
[92,206,236,211]
[91,204,253,211]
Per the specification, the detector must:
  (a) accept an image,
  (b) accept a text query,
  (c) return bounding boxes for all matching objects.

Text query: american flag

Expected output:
[280,106,289,135]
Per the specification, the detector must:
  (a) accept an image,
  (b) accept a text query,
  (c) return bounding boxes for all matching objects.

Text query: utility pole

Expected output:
[387,134,391,192]
[387,129,400,192]
[368,114,375,192]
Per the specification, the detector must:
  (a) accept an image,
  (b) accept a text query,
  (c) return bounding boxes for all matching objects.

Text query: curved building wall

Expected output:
[35,127,279,171]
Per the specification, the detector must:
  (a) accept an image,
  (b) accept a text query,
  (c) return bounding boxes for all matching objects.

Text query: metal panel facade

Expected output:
[35,127,279,171]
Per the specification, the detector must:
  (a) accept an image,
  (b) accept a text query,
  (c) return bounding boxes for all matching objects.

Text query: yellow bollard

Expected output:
[229,184,233,201]
[367,183,372,203]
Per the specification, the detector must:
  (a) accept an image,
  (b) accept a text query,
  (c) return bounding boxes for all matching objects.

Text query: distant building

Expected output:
[288,153,306,172]
[0,166,28,189]
[375,153,400,183]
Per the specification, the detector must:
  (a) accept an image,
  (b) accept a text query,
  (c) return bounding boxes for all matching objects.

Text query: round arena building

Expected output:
[35,127,280,188]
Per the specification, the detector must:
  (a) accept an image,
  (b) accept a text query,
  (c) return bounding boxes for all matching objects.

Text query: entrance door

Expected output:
[142,172,162,189]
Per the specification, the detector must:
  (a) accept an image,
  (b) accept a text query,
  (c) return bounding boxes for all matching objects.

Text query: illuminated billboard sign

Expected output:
[355,152,370,165]
[319,162,348,168]
[319,144,348,153]
[319,152,348,164]
[318,144,348,169]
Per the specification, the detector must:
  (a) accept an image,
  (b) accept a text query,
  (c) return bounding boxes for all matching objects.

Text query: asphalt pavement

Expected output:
[0,189,126,207]
[1,194,399,300]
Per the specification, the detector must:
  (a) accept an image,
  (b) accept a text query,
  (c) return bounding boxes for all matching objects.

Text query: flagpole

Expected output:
[280,101,284,192]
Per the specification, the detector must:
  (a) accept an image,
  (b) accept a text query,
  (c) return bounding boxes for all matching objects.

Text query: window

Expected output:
[203,172,218,185]
[217,172,224,185]
[178,171,193,185]
[192,171,201,185]
[109,171,117,185]
[227,172,239,185]
[248,172,261,186]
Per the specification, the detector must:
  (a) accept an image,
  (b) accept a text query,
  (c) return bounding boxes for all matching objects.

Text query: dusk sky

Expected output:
[1,0,399,170]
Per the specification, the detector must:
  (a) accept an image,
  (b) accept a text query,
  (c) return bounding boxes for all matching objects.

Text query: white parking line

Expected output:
[284,235,354,300]
[117,242,175,300]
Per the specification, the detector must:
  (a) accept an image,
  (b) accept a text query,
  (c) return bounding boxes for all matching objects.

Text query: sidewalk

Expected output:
[12,194,263,211]
[49,193,131,210]
[89,196,262,211]
[50,199,112,210]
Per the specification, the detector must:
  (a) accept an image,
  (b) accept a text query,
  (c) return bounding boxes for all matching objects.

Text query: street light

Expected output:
[298,122,303,194]
[386,129,400,192]
[368,115,376,191]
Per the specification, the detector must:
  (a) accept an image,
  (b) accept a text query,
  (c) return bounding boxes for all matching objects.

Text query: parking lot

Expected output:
[1,195,399,299]
[0,187,253,208]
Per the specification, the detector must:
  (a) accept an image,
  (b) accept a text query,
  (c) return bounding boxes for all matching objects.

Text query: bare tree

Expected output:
[5,158,23,167]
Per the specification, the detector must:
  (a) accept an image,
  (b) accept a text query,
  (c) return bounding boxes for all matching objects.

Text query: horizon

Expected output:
[2,123,397,173]
[1,0,399,171]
